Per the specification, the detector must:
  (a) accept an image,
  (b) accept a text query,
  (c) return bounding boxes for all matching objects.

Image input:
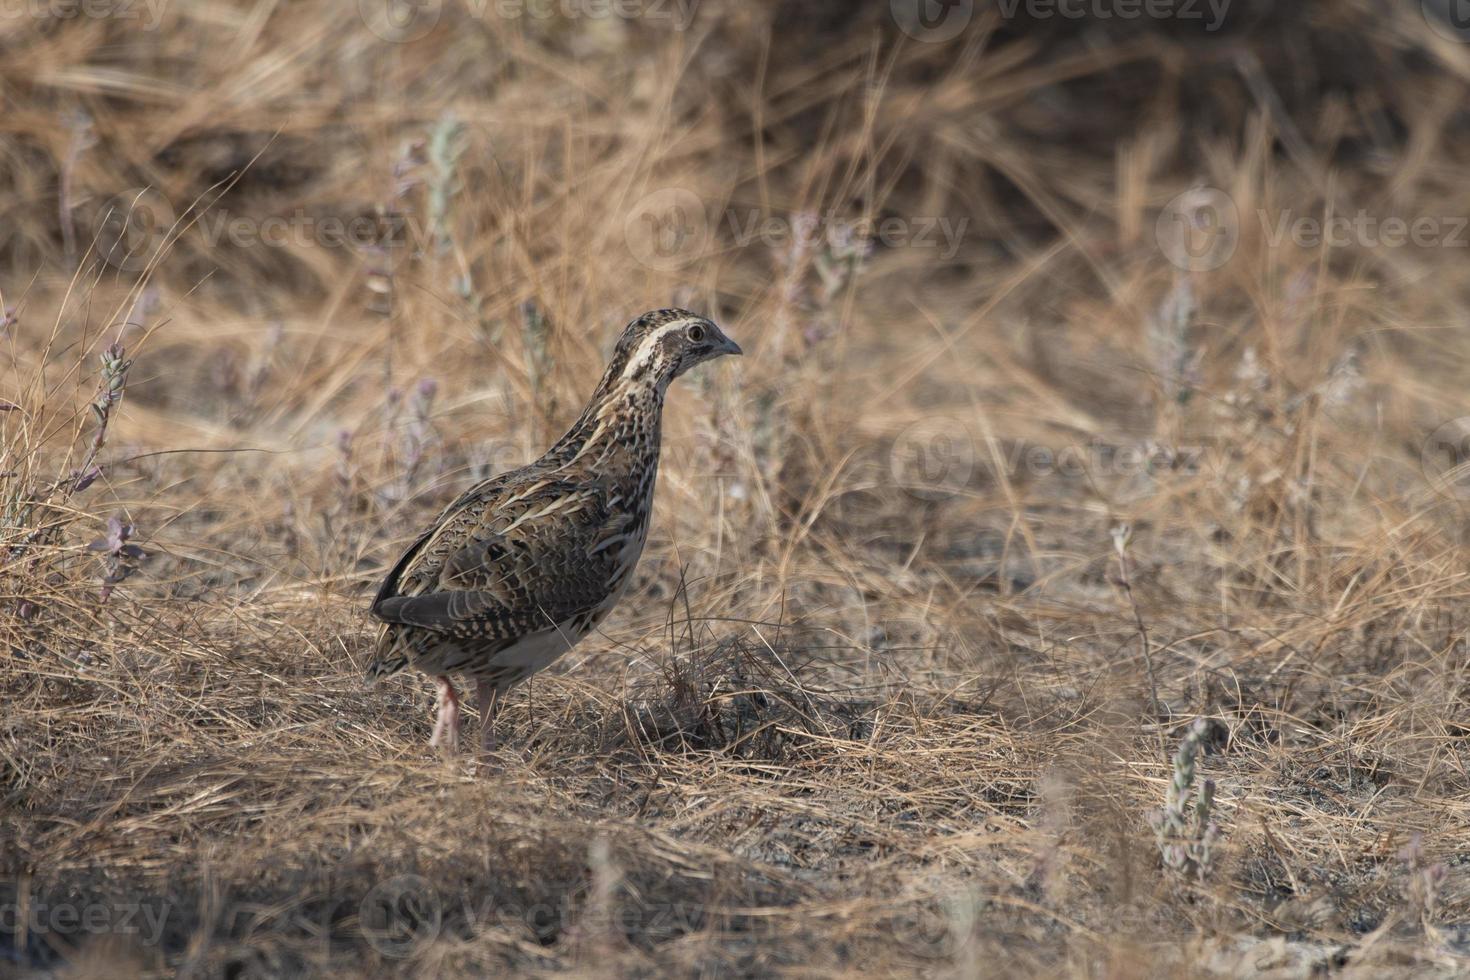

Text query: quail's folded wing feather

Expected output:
[371,470,632,641]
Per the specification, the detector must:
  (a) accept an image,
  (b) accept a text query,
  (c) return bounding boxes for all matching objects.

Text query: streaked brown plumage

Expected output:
[367,308,741,753]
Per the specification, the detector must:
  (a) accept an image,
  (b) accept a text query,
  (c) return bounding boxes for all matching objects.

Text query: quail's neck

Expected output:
[549,378,666,475]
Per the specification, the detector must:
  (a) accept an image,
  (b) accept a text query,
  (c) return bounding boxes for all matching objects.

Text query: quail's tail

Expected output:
[364,625,409,687]
[363,654,408,688]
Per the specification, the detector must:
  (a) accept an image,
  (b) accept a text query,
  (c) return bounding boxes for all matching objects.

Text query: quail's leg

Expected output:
[430,676,461,751]
[476,679,500,755]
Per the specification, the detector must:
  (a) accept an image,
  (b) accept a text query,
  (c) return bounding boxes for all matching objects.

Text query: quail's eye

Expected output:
[687,324,705,343]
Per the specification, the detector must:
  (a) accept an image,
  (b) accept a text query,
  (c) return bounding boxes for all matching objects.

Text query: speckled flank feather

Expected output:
[367,308,741,751]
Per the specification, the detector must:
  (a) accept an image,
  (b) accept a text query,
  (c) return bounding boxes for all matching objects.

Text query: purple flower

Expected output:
[87,515,146,602]
[72,466,102,492]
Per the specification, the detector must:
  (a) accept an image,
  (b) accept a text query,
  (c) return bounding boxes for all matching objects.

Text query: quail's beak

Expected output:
[711,325,742,357]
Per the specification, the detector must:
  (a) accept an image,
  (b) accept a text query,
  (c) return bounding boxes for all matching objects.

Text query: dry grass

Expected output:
[4,1,1470,975]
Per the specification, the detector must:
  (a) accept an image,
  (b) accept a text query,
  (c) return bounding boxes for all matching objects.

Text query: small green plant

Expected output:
[426,112,466,257]
[1149,718,1222,881]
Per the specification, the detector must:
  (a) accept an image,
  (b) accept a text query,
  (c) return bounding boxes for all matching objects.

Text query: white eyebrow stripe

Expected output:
[619,318,698,381]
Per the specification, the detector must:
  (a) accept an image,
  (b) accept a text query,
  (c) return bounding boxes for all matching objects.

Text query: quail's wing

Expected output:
[369,471,513,613]
[370,475,633,640]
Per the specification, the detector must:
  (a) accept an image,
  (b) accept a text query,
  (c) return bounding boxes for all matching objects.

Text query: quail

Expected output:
[367,309,742,753]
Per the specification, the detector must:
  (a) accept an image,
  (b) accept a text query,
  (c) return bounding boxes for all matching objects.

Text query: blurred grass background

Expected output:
[4,0,1470,975]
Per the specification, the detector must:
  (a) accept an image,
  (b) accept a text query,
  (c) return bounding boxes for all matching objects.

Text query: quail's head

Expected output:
[614,308,742,387]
